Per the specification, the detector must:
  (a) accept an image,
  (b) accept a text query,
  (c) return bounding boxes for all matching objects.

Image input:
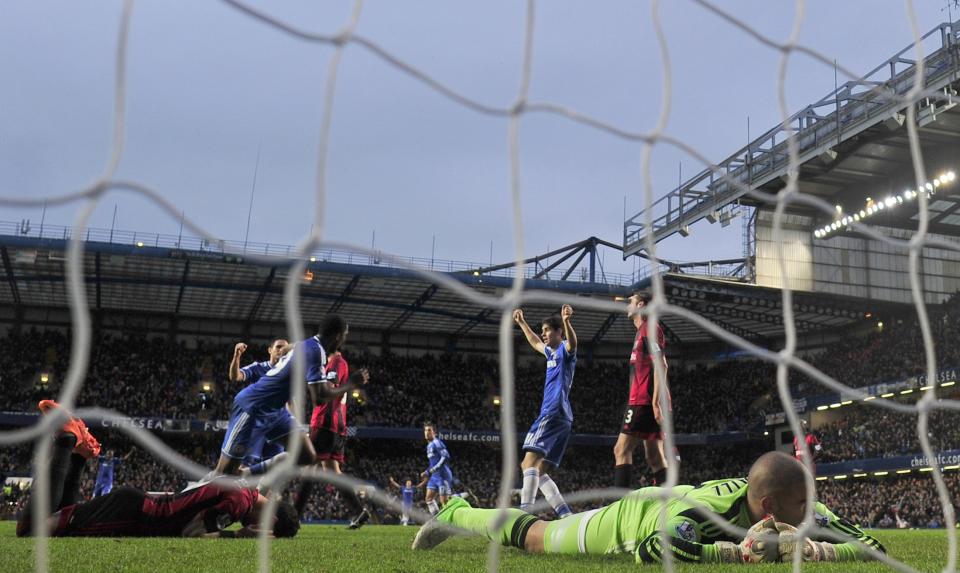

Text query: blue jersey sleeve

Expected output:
[239,362,261,381]
[429,440,450,474]
[303,339,328,385]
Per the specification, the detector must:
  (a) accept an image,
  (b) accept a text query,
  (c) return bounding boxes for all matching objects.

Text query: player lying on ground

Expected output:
[513,305,577,518]
[413,451,885,564]
[19,407,299,538]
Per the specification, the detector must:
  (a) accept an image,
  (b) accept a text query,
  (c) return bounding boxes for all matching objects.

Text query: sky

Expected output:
[0,1,952,277]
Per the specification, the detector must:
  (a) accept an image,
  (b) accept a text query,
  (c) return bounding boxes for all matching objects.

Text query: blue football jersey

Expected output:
[426,438,451,475]
[539,342,577,421]
[239,360,271,383]
[401,486,415,505]
[234,336,326,414]
[96,457,118,482]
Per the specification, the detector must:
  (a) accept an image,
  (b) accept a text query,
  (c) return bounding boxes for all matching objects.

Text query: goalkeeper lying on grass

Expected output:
[413,451,885,564]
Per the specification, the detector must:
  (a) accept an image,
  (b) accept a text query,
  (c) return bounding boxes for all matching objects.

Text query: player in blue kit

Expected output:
[228,338,289,468]
[513,304,577,518]
[420,422,455,515]
[92,449,132,497]
[211,316,367,477]
[389,476,425,526]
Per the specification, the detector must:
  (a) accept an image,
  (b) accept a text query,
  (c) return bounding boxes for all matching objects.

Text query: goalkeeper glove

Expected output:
[714,517,781,563]
[773,521,839,562]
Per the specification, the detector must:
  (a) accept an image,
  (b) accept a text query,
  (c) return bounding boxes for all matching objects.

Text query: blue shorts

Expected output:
[426,470,453,496]
[522,415,572,467]
[221,403,298,460]
[92,480,113,497]
[242,423,287,466]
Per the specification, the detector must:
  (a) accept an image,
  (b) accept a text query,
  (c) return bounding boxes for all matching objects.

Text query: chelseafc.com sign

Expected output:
[439,431,501,444]
[910,451,960,468]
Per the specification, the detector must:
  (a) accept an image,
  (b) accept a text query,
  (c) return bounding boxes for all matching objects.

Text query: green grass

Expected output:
[1,521,952,572]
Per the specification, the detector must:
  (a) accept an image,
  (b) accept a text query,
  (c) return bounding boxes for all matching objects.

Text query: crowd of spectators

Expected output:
[3,291,959,439]
[819,473,960,529]
[815,404,960,463]
[0,330,771,435]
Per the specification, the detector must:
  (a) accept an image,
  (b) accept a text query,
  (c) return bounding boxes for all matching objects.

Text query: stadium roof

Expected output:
[625,19,960,252]
[0,226,915,349]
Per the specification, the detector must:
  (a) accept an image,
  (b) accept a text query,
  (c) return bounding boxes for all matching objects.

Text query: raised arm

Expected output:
[228,342,247,383]
[513,309,545,355]
[561,304,577,353]
[388,477,401,490]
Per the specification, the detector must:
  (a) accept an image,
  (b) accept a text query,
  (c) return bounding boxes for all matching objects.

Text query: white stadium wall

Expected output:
[755,208,960,304]
[754,209,815,292]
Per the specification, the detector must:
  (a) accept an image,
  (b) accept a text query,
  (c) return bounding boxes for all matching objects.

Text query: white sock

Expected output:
[539,474,572,518]
[426,499,440,515]
[520,468,540,509]
[248,452,288,475]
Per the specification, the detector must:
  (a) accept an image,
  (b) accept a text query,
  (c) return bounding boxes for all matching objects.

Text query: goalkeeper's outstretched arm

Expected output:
[809,503,886,561]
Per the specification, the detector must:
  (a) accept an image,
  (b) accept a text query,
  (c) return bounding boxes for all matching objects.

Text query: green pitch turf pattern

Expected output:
[1,522,951,572]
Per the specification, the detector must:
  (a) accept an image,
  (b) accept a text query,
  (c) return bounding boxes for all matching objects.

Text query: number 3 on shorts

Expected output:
[624,408,633,424]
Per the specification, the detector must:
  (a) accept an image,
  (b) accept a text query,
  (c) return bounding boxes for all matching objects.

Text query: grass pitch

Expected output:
[2,521,951,572]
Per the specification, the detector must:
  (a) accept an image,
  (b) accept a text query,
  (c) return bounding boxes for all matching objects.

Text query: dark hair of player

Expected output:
[272,501,301,538]
[423,421,437,430]
[632,290,653,304]
[318,314,349,352]
[541,314,563,332]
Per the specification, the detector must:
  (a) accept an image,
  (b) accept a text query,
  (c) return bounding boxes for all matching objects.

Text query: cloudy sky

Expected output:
[0,1,950,276]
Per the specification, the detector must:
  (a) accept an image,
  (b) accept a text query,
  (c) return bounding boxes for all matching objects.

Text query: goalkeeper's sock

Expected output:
[652,467,667,486]
[520,468,539,510]
[60,453,88,509]
[442,502,538,549]
[18,433,76,536]
[426,499,440,514]
[613,464,632,489]
[247,452,288,475]
[538,475,572,518]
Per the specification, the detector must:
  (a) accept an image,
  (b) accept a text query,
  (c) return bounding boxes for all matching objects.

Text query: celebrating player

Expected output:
[228,338,290,470]
[421,422,455,515]
[295,318,372,529]
[389,476,426,526]
[92,449,132,498]
[17,430,299,538]
[614,290,671,490]
[229,338,290,385]
[513,304,577,518]
[794,419,823,467]
[212,315,366,478]
[413,451,885,564]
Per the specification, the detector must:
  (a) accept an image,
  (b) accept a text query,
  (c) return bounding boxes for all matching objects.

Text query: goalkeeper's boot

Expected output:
[411,496,469,550]
[39,400,101,459]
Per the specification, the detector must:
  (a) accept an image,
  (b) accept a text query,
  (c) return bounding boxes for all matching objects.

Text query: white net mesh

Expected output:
[1,1,959,572]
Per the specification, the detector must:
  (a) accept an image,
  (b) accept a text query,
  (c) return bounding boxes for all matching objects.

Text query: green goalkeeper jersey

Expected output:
[543,477,885,564]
